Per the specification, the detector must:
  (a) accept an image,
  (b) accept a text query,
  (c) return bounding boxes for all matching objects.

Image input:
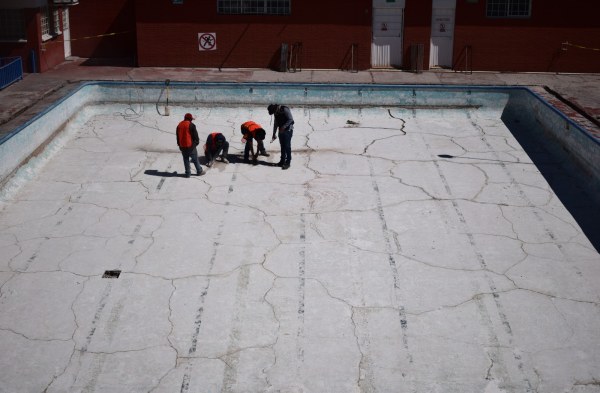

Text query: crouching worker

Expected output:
[176,113,203,177]
[241,120,269,165]
[204,132,229,167]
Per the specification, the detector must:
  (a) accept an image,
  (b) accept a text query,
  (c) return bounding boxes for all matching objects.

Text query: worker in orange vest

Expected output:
[204,132,229,167]
[176,113,203,177]
[241,120,269,165]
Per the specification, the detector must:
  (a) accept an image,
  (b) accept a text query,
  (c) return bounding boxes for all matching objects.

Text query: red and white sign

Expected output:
[198,33,217,51]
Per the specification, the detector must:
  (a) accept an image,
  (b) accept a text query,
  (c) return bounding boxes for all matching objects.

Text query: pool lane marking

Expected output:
[180,171,237,393]
[368,159,413,365]
[427,129,533,391]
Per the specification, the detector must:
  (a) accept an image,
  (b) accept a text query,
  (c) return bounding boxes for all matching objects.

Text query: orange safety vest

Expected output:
[208,132,220,150]
[241,121,262,138]
[176,120,193,148]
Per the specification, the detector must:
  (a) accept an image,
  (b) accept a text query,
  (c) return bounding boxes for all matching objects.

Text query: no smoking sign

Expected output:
[198,33,217,51]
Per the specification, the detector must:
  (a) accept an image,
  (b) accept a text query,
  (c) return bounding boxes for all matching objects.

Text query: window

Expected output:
[218,0,291,15]
[53,8,62,35]
[62,8,69,30]
[486,0,531,18]
[0,9,26,41]
[41,6,51,40]
[41,6,61,41]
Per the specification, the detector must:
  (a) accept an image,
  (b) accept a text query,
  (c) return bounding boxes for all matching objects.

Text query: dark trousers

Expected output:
[206,141,229,162]
[278,127,293,164]
[181,147,202,175]
[244,138,267,160]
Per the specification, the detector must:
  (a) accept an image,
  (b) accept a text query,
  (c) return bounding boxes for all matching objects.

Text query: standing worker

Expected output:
[241,120,270,165]
[176,113,204,177]
[268,104,294,170]
[204,132,230,167]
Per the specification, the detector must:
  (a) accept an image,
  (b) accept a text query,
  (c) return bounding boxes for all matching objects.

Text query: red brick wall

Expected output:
[0,8,66,73]
[31,0,599,73]
[454,0,600,73]
[135,0,372,70]
[69,0,136,62]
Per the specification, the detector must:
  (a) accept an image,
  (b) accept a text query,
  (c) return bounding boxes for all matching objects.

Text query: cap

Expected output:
[184,113,195,120]
[267,104,278,115]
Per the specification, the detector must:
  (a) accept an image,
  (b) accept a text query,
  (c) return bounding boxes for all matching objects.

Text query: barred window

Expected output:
[218,0,291,15]
[486,0,531,18]
[0,9,26,41]
[41,6,51,39]
[53,8,62,34]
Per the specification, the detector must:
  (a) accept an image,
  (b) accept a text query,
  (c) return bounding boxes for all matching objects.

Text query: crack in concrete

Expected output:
[1,104,598,392]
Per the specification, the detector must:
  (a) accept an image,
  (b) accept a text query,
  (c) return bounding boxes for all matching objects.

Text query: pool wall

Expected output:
[1,82,598,188]
[502,90,600,181]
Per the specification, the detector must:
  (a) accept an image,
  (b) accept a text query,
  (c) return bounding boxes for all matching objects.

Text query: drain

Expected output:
[102,270,121,278]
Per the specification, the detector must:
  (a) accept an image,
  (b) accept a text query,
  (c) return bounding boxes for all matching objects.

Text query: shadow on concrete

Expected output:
[502,116,600,253]
[213,154,280,167]
[81,57,136,67]
[144,169,183,177]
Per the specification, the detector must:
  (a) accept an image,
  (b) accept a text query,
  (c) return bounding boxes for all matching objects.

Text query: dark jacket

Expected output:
[272,106,294,139]
[205,132,226,152]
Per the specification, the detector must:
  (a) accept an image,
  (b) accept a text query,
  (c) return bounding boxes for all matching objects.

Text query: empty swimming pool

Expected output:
[0,82,599,393]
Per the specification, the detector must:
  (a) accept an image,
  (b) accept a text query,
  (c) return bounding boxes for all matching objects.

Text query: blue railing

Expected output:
[0,57,24,90]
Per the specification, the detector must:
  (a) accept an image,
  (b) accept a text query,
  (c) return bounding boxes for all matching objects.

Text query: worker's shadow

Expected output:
[225,154,279,167]
[144,169,185,177]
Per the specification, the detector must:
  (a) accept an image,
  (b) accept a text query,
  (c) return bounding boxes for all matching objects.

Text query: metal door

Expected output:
[429,3,455,68]
[372,0,405,68]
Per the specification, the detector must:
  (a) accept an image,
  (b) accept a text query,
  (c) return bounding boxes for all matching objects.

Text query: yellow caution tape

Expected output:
[42,31,131,46]
[563,42,600,52]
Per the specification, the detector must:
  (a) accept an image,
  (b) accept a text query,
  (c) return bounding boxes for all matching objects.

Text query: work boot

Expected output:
[220,156,229,164]
[206,160,213,168]
[185,173,191,178]
[276,161,284,167]
[282,163,290,170]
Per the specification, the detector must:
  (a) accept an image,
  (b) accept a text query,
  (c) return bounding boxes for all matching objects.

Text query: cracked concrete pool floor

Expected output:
[1,103,599,393]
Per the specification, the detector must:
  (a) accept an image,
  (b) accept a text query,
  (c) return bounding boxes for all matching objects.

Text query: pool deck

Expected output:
[1,60,600,393]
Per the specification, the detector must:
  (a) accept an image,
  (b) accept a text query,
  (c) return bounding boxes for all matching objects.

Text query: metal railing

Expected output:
[453,45,472,74]
[410,43,424,74]
[340,43,359,72]
[349,43,358,73]
[0,57,23,90]
[288,42,302,73]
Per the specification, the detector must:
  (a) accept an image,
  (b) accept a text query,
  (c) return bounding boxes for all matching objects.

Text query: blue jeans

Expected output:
[244,138,267,160]
[278,127,293,164]
[181,147,202,175]
[206,141,229,162]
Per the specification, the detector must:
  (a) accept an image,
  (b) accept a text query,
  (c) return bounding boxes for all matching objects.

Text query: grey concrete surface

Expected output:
[0,60,599,393]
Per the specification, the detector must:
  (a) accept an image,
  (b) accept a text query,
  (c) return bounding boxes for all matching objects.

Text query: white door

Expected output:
[372,0,405,68]
[430,3,455,68]
[62,8,71,58]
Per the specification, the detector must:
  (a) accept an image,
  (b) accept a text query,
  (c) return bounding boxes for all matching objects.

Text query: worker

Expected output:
[176,113,203,177]
[240,120,269,165]
[268,104,294,170]
[204,132,229,167]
